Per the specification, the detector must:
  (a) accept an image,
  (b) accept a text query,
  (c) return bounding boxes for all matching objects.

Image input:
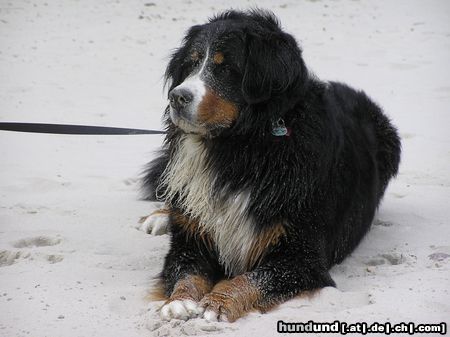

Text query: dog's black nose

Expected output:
[169,88,193,111]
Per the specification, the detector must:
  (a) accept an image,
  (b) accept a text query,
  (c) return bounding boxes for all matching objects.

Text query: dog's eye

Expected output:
[218,64,241,79]
[193,59,201,67]
[219,64,231,75]
[185,59,198,69]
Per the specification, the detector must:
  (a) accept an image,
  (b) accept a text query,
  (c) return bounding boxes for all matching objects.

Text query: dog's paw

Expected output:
[199,293,234,322]
[160,299,204,321]
[138,209,170,235]
[203,308,229,322]
[199,276,257,322]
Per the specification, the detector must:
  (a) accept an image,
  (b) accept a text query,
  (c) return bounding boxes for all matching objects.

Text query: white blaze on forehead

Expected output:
[197,47,209,76]
[170,48,210,119]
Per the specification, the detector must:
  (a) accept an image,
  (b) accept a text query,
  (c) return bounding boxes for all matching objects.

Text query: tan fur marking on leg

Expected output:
[171,209,214,249]
[139,208,170,223]
[150,208,170,216]
[200,274,261,322]
[147,279,167,301]
[191,50,200,62]
[171,210,198,235]
[197,89,238,127]
[170,275,213,302]
[245,223,286,270]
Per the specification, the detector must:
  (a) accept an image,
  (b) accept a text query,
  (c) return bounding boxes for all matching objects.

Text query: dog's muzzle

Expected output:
[169,88,193,116]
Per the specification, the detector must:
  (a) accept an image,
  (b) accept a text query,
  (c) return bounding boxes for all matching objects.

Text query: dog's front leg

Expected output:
[200,238,335,322]
[138,206,170,235]
[157,210,223,321]
[160,274,212,321]
[199,274,259,322]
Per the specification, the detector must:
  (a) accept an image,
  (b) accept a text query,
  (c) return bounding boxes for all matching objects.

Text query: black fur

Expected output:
[143,9,401,317]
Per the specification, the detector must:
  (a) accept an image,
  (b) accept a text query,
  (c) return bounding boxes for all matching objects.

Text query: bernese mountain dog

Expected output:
[140,9,401,322]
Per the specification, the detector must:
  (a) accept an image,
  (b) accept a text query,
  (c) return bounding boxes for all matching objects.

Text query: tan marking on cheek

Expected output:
[197,90,239,127]
[170,275,213,302]
[200,275,261,322]
[245,223,286,270]
[213,52,224,64]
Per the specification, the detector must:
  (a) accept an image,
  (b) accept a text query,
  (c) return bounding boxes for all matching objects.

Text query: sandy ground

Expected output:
[1,1,449,336]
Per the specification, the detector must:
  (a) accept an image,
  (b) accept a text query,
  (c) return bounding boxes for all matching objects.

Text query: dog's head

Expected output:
[164,9,307,137]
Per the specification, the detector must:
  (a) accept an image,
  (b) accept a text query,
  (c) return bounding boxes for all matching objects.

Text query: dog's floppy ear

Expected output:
[242,31,306,104]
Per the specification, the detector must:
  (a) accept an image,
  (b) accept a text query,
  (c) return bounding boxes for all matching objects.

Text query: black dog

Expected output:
[142,9,401,322]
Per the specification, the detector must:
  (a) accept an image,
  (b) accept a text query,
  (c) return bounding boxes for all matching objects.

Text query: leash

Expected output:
[0,122,166,135]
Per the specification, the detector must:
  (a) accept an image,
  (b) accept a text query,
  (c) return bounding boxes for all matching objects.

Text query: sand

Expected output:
[1,1,449,336]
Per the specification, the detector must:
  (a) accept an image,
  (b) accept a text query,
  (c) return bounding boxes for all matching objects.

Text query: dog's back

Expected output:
[320,82,401,265]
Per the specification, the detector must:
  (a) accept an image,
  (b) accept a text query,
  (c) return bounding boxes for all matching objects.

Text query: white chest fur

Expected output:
[158,134,256,275]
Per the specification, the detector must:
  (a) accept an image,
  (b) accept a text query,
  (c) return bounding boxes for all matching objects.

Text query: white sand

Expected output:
[1,1,449,336]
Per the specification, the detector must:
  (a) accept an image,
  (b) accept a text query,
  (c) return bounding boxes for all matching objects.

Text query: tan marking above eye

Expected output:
[213,52,224,65]
[191,51,200,62]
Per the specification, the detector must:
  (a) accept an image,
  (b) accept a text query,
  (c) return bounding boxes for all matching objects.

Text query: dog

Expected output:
[140,9,401,322]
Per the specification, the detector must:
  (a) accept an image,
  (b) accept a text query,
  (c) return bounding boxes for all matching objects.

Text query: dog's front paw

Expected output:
[199,292,237,322]
[199,275,259,322]
[138,209,170,235]
[160,299,204,321]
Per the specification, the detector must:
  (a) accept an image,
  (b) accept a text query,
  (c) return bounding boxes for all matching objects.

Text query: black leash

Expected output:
[0,122,166,135]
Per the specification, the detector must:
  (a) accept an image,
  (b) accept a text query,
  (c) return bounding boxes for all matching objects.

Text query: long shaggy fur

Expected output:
[142,9,401,321]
